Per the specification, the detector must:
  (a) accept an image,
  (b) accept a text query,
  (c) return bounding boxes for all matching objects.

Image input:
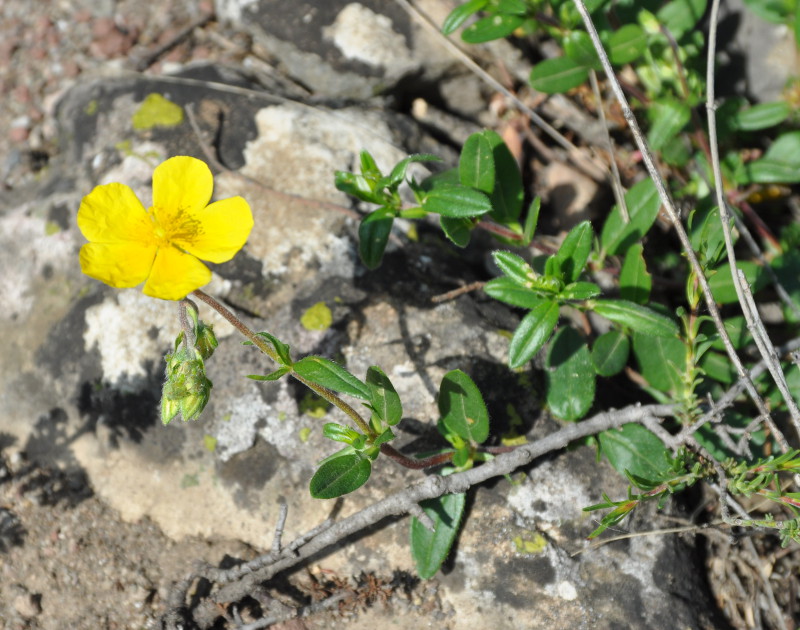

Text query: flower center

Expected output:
[149,206,202,248]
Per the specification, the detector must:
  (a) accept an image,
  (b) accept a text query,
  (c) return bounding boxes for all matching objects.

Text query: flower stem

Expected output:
[191,289,374,437]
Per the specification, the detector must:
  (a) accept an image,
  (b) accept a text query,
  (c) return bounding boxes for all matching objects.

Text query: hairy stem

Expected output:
[191,289,374,437]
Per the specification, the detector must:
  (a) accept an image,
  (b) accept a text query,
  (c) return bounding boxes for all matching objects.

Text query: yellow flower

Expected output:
[78,156,253,300]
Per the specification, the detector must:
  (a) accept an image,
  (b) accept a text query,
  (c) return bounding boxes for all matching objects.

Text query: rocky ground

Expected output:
[1,0,798,629]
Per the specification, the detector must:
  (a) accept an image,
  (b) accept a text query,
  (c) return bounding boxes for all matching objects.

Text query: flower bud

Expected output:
[194,322,218,360]
[160,347,213,424]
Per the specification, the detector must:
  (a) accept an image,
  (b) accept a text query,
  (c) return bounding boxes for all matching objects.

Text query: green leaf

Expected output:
[422,185,492,217]
[459,132,495,193]
[484,277,547,309]
[322,422,362,446]
[591,330,630,376]
[309,454,372,499]
[508,300,559,368]
[360,150,381,179]
[708,261,769,304]
[529,57,589,94]
[438,370,490,444]
[608,24,647,65]
[384,154,442,189]
[559,281,602,300]
[247,366,291,381]
[730,102,791,131]
[699,350,737,385]
[647,100,691,152]
[632,332,686,392]
[591,299,678,337]
[546,327,595,421]
[743,131,800,184]
[619,243,651,304]
[492,250,536,286]
[522,197,541,244]
[410,492,466,578]
[462,13,524,43]
[554,220,593,284]
[688,205,727,267]
[657,0,707,39]
[600,178,661,256]
[293,356,372,400]
[496,0,529,14]
[366,366,403,427]
[563,30,601,70]
[598,424,671,480]
[440,216,473,247]
[249,331,292,365]
[482,130,524,223]
[442,0,489,34]
[358,211,394,270]
[334,171,386,205]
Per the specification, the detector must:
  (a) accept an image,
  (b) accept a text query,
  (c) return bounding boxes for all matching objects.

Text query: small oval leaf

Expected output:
[438,370,490,444]
[592,299,678,337]
[310,454,372,499]
[366,366,403,426]
[508,300,560,368]
[462,13,524,43]
[591,330,630,377]
[619,243,652,304]
[608,24,647,65]
[410,492,466,579]
[530,57,589,94]
[359,211,394,269]
[598,424,671,480]
[422,185,492,217]
[485,277,547,309]
[459,132,495,193]
[546,327,595,421]
[293,356,372,400]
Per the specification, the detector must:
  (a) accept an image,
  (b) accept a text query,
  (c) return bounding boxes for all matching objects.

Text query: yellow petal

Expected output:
[151,156,213,222]
[176,196,254,263]
[142,246,212,300]
[79,241,156,288]
[77,183,153,244]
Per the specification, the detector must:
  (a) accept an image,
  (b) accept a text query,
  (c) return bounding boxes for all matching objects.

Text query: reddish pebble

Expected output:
[62,59,80,78]
[12,85,31,104]
[92,17,115,38]
[9,126,29,143]
[74,9,93,23]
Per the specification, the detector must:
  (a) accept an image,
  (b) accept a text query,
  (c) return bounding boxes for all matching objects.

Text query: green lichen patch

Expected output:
[132,93,184,131]
[300,301,332,331]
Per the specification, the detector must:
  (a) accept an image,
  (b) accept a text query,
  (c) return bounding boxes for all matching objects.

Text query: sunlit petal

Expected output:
[143,246,212,300]
[176,197,254,263]
[79,241,156,288]
[77,183,153,244]
[151,156,213,222]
